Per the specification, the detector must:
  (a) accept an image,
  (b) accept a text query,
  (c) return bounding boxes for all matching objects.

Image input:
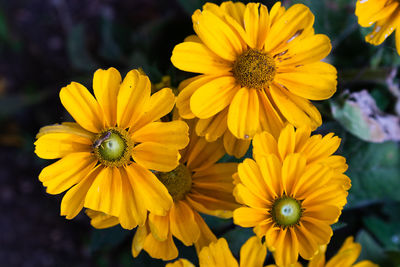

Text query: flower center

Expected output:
[232,49,276,89]
[93,127,133,167]
[271,196,302,228]
[156,164,192,202]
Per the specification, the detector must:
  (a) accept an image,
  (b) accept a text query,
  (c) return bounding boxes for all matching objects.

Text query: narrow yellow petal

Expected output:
[132,142,180,172]
[93,67,122,126]
[59,82,105,133]
[227,87,260,139]
[171,41,232,74]
[199,238,239,267]
[117,70,150,129]
[170,201,200,246]
[223,130,251,158]
[86,210,119,229]
[148,213,170,241]
[195,107,228,142]
[190,76,239,119]
[239,236,267,267]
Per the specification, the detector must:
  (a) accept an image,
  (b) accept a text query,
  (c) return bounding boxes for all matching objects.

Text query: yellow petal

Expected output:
[223,130,251,158]
[277,124,296,160]
[237,158,269,200]
[93,67,122,126]
[143,232,178,260]
[252,131,279,161]
[126,163,173,215]
[60,166,100,219]
[220,2,246,26]
[281,153,306,195]
[193,211,217,253]
[227,87,260,139]
[171,41,232,74]
[233,207,268,227]
[199,238,239,267]
[177,75,216,119]
[244,3,269,49]
[132,88,176,131]
[239,236,267,267]
[36,122,93,140]
[276,34,332,67]
[132,142,180,172]
[86,210,119,229]
[269,83,322,130]
[300,133,341,164]
[303,205,340,222]
[196,107,228,142]
[39,152,96,194]
[84,167,123,217]
[266,4,314,52]
[170,201,200,246]
[193,9,243,61]
[301,218,333,245]
[365,10,400,45]
[34,132,91,160]
[131,225,148,257]
[190,76,239,119]
[257,154,283,198]
[356,0,398,27]
[118,168,147,229]
[59,82,105,133]
[117,70,150,129]
[257,90,285,138]
[272,228,299,267]
[296,225,319,260]
[132,121,189,149]
[275,62,337,100]
[185,135,225,172]
[148,213,170,241]
[234,184,269,209]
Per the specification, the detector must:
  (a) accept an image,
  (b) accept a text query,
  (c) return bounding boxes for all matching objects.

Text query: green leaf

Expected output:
[99,18,123,62]
[356,230,386,264]
[343,136,400,208]
[222,226,254,257]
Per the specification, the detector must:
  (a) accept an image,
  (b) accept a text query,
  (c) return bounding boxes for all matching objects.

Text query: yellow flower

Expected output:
[166,259,195,267]
[355,0,400,55]
[87,120,239,260]
[172,1,337,157]
[233,125,350,267]
[34,67,189,229]
[307,236,379,267]
[168,236,267,267]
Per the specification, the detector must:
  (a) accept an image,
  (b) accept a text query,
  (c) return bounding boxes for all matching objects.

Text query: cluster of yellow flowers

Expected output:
[34,1,391,266]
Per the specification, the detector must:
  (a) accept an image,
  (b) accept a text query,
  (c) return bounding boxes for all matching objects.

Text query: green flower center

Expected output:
[156,164,192,202]
[271,196,302,228]
[93,127,133,167]
[232,49,276,89]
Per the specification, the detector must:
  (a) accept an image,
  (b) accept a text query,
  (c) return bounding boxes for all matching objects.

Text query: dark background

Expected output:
[0,0,399,266]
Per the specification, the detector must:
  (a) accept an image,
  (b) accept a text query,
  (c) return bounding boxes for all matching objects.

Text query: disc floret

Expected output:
[93,127,133,167]
[156,164,193,201]
[271,195,303,228]
[233,49,276,89]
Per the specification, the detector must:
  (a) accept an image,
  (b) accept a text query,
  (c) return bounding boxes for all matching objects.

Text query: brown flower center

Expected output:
[156,164,192,202]
[232,49,276,89]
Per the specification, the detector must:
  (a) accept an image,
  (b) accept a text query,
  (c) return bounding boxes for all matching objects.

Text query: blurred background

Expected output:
[0,0,399,266]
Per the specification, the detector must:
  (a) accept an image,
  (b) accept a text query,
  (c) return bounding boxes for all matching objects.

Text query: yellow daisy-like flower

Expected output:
[355,0,400,55]
[233,125,350,267]
[87,120,239,260]
[172,1,337,157]
[34,67,189,229]
[168,236,267,267]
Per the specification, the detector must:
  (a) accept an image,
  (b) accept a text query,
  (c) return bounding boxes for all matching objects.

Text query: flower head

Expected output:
[233,125,350,266]
[172,1,337,157]
[87,120,239,260]
[356,0,400,55]
[35,68,189,229]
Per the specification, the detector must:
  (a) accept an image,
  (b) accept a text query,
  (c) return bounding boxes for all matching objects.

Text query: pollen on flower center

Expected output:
[93,127,133,167]
[232,49,276,89]
[156,164,192,202]
[271,195,302,228]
